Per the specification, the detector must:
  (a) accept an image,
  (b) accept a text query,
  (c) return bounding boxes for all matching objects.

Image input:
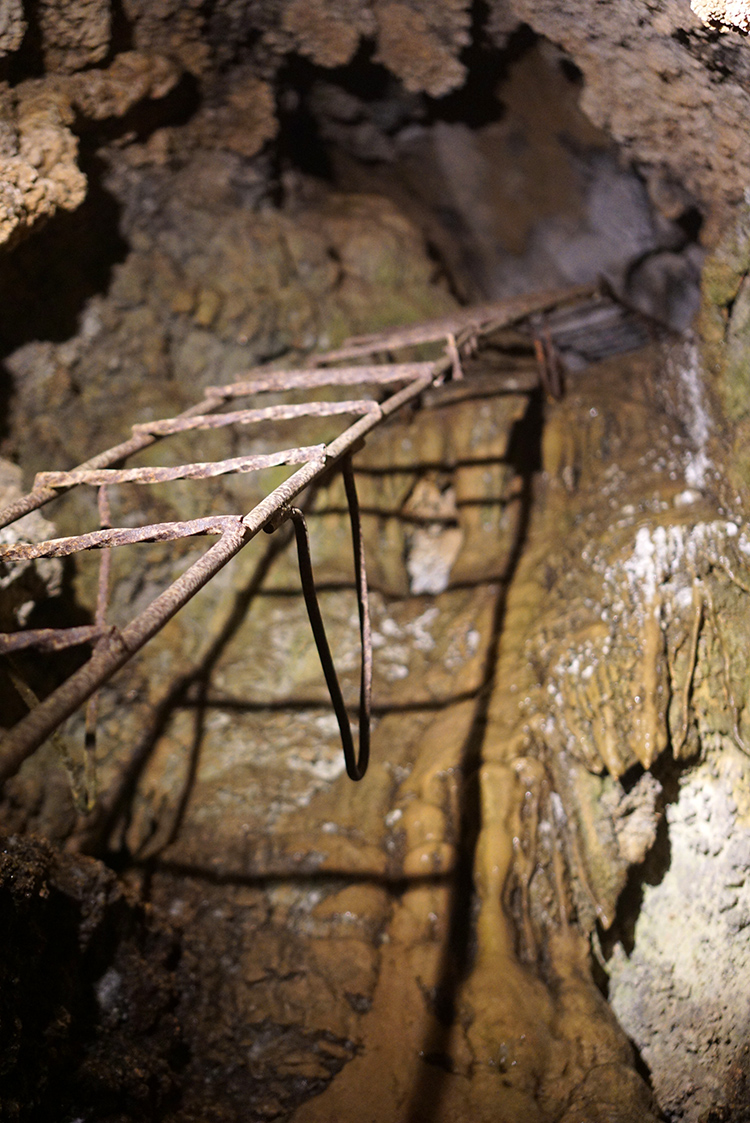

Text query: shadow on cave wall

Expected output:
[402,388,544,1122]
[0,11,720,1119]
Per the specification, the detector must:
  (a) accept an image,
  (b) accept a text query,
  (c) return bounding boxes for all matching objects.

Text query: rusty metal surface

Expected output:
[0,283,637,786]
[34,445,326,488]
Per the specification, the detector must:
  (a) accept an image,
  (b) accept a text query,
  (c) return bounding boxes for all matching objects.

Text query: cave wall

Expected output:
[2,3,750,1122]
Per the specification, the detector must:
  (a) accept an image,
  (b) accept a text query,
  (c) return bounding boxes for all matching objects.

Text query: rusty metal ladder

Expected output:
[0,282,634,787]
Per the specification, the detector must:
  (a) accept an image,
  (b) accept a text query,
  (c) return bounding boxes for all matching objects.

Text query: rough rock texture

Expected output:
[0,0,474,245]
[327,42,704,319]
[67,51,182,120]
[0,458,61,634]
[482,337,750,1121]
[5,187,737,1118]
[0,138,664,1119]
[692,0,750,33]
[608,747,750,1121]
[372,0,471,96]
[1,149,457,845]
[1,0,750,249]
[38,0,111,72]
[4,161,455,481]
[699,198,750,497]
[2,1,750,1119]
[0,0,25,56]
[281,0,377,69]
[0,82,87,249]
[503,0,750,240]
[487,334,750,1123]
[0,833,184,1121]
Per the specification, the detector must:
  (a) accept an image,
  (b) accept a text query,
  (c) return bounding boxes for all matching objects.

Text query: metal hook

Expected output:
[266,453,372,781]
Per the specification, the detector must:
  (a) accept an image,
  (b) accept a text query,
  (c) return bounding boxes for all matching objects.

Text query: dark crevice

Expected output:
[598,752,682,961]
[558,54,585,86]
[0,151,127,359]
[0,363,13,446]
[675,204,704,242]
[630,1039,659,1101]
[426,18,527,128]
[276,56,337,181]
[671,24,750,92]
[275,21,704,321]
[274,16,535,186]
[72,70,202,148]
[598,808,672,960]
[3,558,94,695]
[201,0,265,73]
[0,0,45,84]
[106,0,135,61]
[0,836,185,1123]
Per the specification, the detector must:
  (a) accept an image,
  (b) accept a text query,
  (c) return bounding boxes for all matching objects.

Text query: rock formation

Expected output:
[2,2,750,1120]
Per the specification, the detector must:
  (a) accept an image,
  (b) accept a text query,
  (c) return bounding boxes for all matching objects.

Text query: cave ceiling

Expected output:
[0,0,749,250]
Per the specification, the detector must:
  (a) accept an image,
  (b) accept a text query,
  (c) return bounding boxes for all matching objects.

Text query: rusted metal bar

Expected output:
[206,362,435,398]
[0,515,246,561]
[325,369,441,464]
[0,525,247,784]
[2,282,603,787]
[0,624,113,654]
[35,445,326,489]
[133,399,379,438]
[313,283,599,362]
[83,484,114,803]
[0,396,230,530]
[0,455,329,780]
[0,285,600,534]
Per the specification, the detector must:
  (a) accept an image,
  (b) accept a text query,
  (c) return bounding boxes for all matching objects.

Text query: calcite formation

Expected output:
[2,0,750,1119]
[692,0,750,32]
[0,82,86,248]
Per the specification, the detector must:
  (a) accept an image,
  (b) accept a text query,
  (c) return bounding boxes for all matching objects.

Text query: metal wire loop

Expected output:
[268,454,372,781]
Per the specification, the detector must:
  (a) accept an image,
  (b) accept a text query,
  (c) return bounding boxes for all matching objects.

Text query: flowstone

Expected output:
[4,192,746,1117]
[2,0,750,1115]
[480,337,750,1120]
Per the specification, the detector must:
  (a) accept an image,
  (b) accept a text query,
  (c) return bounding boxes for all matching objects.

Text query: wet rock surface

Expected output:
[1,4,750,1120]
[482,339,750,1121]
[5,216,738,1119]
